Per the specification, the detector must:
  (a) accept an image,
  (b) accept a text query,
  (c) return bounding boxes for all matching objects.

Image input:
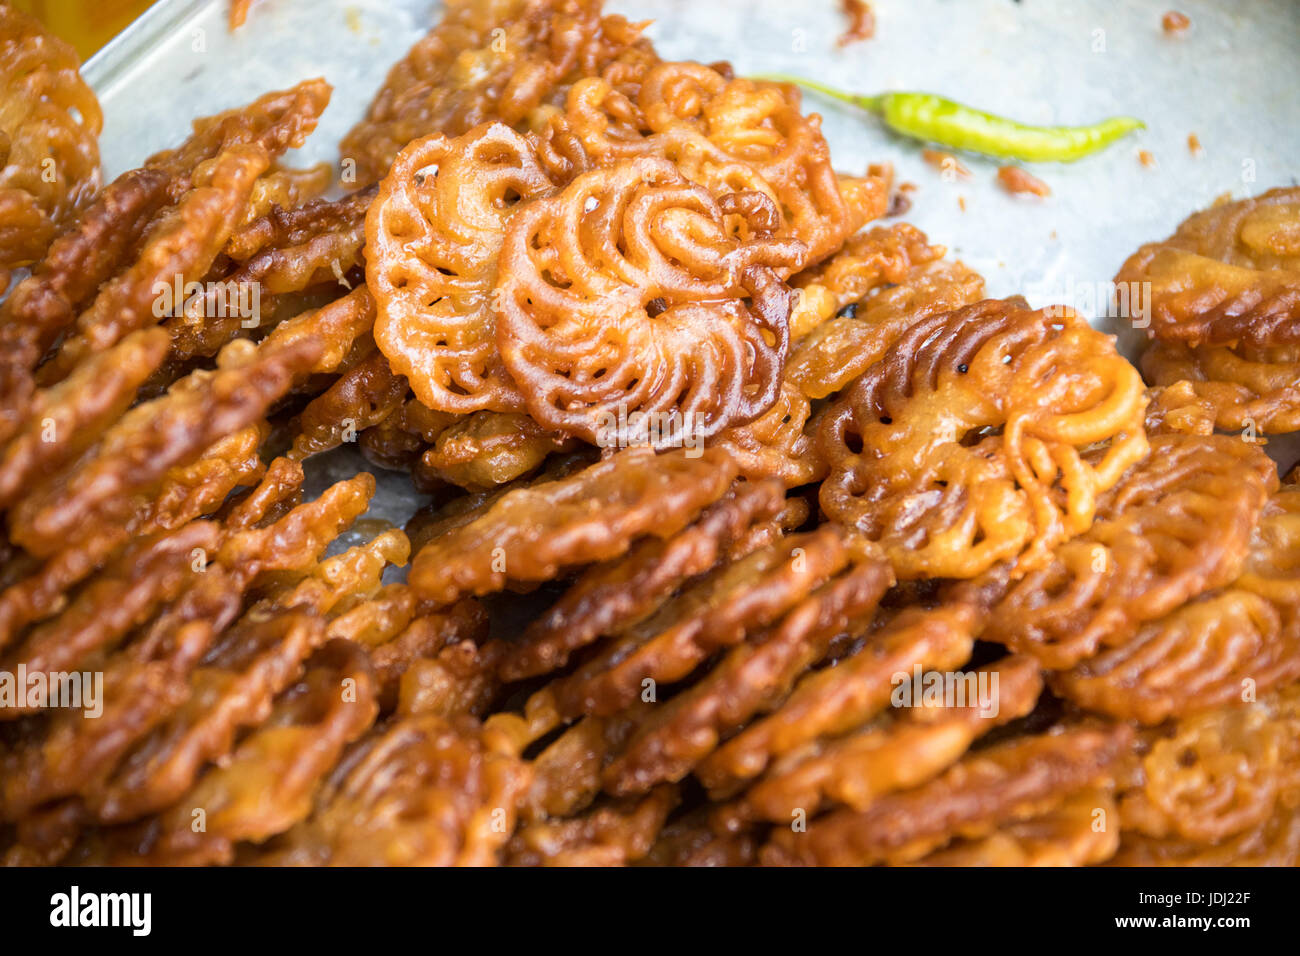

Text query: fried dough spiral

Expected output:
[1142,339,1300,435]
[985,435,1277,669]
[496,157,805,444]
[1052,485,1300,723]
[368,123,557,414]
[340,0,655,185]
[818,298,1149,580]
[560,62,885,263]
[0,4,102,274]
[1117,187,1300,348]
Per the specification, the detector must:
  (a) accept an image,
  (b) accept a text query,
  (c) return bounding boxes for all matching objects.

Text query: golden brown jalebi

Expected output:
[1143,380,1217,436]
[0,4,101,274]
[341,0,655,186]
[0,328,170,510]
[558,61,887,263]
[506,786,678,866]
[4,0,1300,871]
[696,602,978,796]
[1052,486,1300,723]
[498,479,785,681]
[496,157,804,444]
[146,79,331,198]
[8,334,323,558]
[0,565,245,823]
[408,446,738,605]
[259,712,531,865]
[370,600,488,705]
[367,123,557,413]
[1142,338,1300,435]
[73,640,379,865]
[0,168,171,444]
[912,789,1119,866]
[761,723,1132,866]
[788,258,986,400]
[984,434,1276,669]
[0,521,218,688]
[719,655,1043,826]
[1116,689,1300,847]
[1108,808,1300,866]
[1117,188,1300,348]
[547,525,887,721]
[168,187,376,364]
[602,558,892,794]
[786,222,947,340]
[419,411,574,491]
[818,298,1149,579]
[289,349,409,461]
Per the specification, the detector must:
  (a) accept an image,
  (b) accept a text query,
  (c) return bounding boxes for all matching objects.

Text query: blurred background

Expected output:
[11,0,157,58]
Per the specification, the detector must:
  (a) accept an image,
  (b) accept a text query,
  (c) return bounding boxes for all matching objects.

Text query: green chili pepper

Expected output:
[761,74,1144,162]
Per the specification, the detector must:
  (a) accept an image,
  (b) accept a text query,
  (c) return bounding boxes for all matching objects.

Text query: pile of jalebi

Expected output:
[1,0,1299,868]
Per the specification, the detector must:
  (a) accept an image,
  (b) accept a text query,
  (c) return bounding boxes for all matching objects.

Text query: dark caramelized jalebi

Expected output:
[696,603,978,795]
[499,479,785,681]
[721,655,1042,826]
[761,723,1132,866]
[42,144,272,380]
[913,789,1119,866]
[602,558,892,794]
[80,640,379,865]
[0,5,101,274]
[289,350,409,461]
[8,335,323,558]
[408,447,738,605]
[818,298,1149,580]
[367,123,556,413]
[1052,486,1300,723]
[506,786,677,866]
[260,712,531,865]
[496,157,804,444]
[340,0,654,186]
[420,411,574,490]
[1117,188,1300,348]
[548,525,886,721]
[0,168,171,444]
[985,435,1276,669]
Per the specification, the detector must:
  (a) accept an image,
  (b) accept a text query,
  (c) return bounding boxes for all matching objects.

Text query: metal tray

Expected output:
[82,0,1300,531]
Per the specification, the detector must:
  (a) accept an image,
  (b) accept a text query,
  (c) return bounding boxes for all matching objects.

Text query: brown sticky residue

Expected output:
[885,181,917,218]
[839,0,876,46]
[1138,149,1158,169]
[1187,133,1202,155]
[996,166,1050,198]
[921,149,972,180]
[1162,11,1191,34]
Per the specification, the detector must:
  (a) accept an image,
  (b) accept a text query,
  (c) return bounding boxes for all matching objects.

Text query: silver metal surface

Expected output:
[83,0,1300,528]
